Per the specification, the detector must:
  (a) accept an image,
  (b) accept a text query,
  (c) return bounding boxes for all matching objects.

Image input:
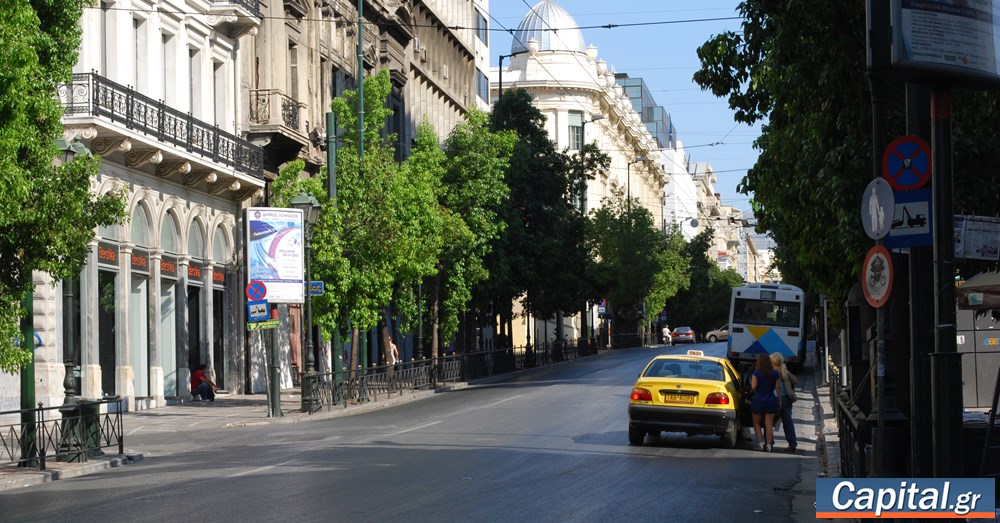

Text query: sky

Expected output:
[487,0,762,216]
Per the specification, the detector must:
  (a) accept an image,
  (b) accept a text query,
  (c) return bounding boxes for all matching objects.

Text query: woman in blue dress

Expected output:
[750,354,782,452]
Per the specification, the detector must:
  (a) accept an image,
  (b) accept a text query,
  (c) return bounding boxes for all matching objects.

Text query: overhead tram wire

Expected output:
[514,0,752,181]
[87,5,739,32]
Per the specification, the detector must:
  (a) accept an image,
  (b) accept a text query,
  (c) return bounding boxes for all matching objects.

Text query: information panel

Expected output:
[246,207,304,304]
[892,0,1000,85]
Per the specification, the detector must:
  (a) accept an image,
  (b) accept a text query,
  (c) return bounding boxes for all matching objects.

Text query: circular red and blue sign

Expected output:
[882,135,931,191]
[246,280,267,301]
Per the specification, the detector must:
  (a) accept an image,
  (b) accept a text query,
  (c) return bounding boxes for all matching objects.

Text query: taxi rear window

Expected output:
[644,360,725,381]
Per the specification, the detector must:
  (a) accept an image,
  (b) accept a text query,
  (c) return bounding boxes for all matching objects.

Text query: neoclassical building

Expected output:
[489,0,665,346]
[0,0,496,413]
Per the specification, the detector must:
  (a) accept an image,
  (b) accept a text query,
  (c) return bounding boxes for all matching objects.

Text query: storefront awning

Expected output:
[957,271,1000,310]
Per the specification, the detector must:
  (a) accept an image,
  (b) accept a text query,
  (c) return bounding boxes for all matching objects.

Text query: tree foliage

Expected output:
[434,109,516,353]
[487,89,586,321]
[662,229,743,336]
[693,1,877,306]
[588,190,681,331]
[0,1,126,373]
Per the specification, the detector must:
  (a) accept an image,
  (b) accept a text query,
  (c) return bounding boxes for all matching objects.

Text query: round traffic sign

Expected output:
[246,280,267,301]
[861,178,894,240]
[882,135,931,191]
[862,245,893,308]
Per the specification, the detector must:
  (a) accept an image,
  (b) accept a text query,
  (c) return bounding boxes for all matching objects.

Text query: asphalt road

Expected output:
[2,343,814,522]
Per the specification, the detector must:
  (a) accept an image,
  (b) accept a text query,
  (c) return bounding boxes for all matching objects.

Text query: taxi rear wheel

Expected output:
[628,425,645,445]
[721,421,737,449]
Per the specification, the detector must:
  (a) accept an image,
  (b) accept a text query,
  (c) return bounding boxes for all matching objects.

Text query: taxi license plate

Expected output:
[663,394,695,404]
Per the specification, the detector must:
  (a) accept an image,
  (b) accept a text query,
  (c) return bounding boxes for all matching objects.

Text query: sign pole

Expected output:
[267,305,282,417]
[930,87,961,477]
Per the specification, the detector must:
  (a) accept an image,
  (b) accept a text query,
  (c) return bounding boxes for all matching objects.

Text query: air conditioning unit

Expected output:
[412,37,421,56]
[442,64,449,79]
[419,47,427,63]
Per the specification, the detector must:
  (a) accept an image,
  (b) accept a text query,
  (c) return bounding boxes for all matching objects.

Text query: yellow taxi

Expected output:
[628,350,745,448]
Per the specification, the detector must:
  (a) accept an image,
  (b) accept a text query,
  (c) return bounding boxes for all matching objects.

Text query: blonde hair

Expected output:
[769,352,784,365]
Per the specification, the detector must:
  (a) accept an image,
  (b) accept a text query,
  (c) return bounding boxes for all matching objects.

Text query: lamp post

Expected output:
[578,115,603,354]
[56,137,91,406]
[291,191,320,412]
[627,156,647,216]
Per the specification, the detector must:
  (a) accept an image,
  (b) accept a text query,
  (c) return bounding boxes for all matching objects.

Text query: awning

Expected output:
[957,271,1000,310]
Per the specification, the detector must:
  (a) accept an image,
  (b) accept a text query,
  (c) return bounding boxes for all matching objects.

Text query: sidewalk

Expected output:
[0,381,468,492]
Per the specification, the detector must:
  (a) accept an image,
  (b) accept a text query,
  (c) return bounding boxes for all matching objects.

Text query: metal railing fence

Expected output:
[0,398,124,470]
[307,345,595,414]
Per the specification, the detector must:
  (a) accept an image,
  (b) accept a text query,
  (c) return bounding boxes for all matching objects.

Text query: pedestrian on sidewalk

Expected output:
[750,354,781,452]
[770,352,799,453]
[191,364,217,401]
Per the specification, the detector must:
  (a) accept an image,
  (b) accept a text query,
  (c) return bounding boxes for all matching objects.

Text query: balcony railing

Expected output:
[58,72,264,180]
[249,89,304,133]
[213,0,262,19]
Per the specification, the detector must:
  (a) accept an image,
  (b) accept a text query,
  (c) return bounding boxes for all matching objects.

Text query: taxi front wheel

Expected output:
[628,425,645,445]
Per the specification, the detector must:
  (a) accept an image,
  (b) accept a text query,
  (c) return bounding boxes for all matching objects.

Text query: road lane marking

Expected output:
[127,425,145,436]
[387,420,441,436]
[229,462,288,477]
[484,395,522,408]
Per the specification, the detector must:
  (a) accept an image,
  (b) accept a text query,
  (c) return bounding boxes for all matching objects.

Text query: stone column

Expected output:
[177,255,191,401]
[117,242,134,411]
[32,272,61,409]
[149,249,164,407]
[80,240,101,399]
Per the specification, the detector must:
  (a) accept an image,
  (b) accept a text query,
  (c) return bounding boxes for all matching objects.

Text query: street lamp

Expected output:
[577,115,604,355]
[291,190,320,412]
[627,156,647,215]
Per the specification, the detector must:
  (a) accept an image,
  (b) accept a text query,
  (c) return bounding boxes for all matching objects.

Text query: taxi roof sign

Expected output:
[686,350,704,357]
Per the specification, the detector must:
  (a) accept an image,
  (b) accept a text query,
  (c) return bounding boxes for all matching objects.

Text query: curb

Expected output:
[222,383,469,428]
[0,452,144,492]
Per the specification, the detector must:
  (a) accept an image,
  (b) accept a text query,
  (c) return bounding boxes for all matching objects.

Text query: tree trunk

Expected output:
[431,272,441,362]
[349,326,359,380]
[380,306,392,364]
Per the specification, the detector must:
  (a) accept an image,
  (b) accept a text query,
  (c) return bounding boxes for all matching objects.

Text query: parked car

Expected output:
[671,326,696,344]
[706,324,729,343]
[628,350,746,448]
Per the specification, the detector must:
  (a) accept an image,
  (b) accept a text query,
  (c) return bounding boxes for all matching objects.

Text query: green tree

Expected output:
[588,190,675,337]
[693,1,878,304]
[487,89,584,341]
[0,0,126,372]
[430,109,515,358]
[663,229,745,336]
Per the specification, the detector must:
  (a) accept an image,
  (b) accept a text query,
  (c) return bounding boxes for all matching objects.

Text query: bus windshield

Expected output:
[732,298,801,328]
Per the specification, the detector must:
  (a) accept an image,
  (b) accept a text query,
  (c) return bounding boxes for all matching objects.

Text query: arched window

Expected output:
[213,226,229,264]
[188,222,204,259]
[162,215,178,254]
[131,206,149,247]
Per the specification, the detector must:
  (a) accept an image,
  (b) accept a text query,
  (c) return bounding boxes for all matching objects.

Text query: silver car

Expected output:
[706,324,729,342]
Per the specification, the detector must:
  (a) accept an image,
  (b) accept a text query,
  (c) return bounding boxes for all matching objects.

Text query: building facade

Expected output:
[1,0,493,413]
[489,0,665,347]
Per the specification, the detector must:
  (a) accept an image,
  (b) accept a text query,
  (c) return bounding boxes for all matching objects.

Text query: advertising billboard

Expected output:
[246,207,304,304]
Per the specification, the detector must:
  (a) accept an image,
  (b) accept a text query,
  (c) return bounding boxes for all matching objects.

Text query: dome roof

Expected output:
[511,1,586,55]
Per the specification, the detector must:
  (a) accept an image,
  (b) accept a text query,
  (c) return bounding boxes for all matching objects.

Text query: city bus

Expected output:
[727,283,807,370]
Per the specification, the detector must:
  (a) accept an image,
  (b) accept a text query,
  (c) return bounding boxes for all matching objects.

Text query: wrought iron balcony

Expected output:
[213,0,261,19]
[249,89,305,135]
[58,72,264,180]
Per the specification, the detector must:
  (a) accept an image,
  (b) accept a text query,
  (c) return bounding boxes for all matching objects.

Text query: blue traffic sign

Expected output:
[308,281,324,296]
[247,300,269,322]
[885,189,932,249]
[882,135,931,191]
[246,280,267,301]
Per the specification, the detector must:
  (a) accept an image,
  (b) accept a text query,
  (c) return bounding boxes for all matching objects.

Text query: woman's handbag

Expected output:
[783,372,798,403]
